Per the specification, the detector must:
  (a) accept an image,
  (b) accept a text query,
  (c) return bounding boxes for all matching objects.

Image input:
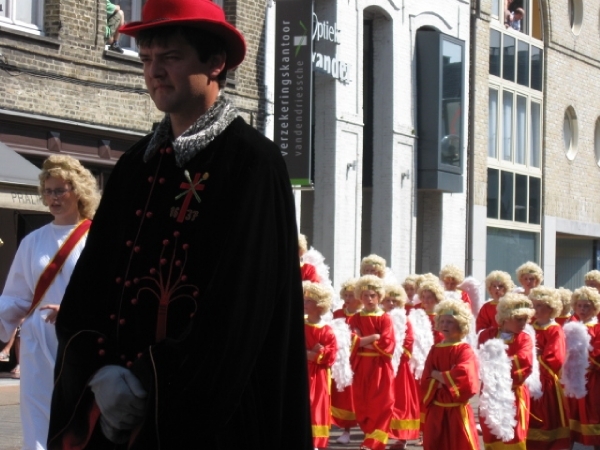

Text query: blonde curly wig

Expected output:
[528,286,562,319]
[384,284,408,308]
[402,275,419,289]
[415,273,440,290]
[571,286,600,316]
[435,298,473,338]
[298,233,308,256]
[303,281,332,314]
[556,287,573,316]
[485,270,515,292]
[584,270,600,286]
[360,254,386,278]
[339,278,358,298]
[516,261,544,284]
[39,155,100,220]
[439,264,465,284]
[418,281,445,304]
[495,293,535,325]
[354,274,385,300]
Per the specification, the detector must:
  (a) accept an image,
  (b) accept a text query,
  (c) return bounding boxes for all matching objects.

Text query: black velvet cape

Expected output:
[48,117,313,449]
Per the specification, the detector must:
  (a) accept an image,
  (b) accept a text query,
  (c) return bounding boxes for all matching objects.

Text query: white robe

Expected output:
[0,222,87,450]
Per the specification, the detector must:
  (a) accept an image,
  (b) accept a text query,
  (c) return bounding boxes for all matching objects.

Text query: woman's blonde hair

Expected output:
[485,270,515,292]
[384,284,408,308]
[516,261,544,284]
[303,281,332,315]
[571,286,600,316]
[528,286,562,319]
[418,281,445,304]
[435,298,473,338]
[556,287,573,316]
[360,254,386,278]
[439,264,464,284]
[354,275,385,301]
[496,293,535,325]
[39,155,100,220]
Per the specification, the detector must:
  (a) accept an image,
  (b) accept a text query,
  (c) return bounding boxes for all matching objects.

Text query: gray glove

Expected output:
[89,365,148,436]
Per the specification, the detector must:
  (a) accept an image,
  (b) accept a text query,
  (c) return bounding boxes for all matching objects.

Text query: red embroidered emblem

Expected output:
[175,170,209,223]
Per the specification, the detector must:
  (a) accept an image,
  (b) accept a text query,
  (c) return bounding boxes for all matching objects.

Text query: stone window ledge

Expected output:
[0,25,60,48]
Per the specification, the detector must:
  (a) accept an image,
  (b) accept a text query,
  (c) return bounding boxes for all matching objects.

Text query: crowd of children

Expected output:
[299,235,600,450]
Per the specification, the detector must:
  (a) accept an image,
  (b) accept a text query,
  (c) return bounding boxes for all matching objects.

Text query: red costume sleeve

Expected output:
[588,324,600,372]
[403,320,414,359]
[539,324,565,375]
[460,290,472,307]
[300,263,320,282]
[421,349,438,407]
[476,302,497,333]
[373,313,395,358]
[440,345,479,403]
[315,325,338,367]
[510,332,533,385]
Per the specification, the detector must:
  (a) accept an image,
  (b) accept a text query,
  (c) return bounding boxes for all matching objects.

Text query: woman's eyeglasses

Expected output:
[42,188,72,198]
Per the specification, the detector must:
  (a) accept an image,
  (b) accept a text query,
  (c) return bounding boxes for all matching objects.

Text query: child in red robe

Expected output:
[554,287,573,326]
[478,293,535,450]
[516,261,543,297]
[402,275,419,313]
[476,270,514,332]
[421,299,480,450]
[303,282,337,449]
[417,280,445,345]
[569,286,600,448]
[360,254,386,278]
[331,278,360,444]
[382,284,421,449]
[526,286,569,450]
[349,275,395,450]
[299,234,320,282]
[439,264,472,308]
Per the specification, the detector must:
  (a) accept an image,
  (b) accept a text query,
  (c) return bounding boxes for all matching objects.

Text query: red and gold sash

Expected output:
[25,219,91,318]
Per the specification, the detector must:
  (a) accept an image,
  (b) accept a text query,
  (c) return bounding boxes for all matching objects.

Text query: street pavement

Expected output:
[0,379,21,450]
[0,378,593,450]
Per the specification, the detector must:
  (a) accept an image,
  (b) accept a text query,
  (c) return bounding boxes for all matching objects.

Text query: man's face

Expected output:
[139,33,223,120]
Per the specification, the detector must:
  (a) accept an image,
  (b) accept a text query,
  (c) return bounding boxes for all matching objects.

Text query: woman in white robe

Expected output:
[0,155,99,450]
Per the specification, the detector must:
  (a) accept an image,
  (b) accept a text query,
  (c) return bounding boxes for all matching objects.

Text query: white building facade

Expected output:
[266,0,471,284]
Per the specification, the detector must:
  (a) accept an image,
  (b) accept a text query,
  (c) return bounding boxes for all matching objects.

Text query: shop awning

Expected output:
[0,141,48,212]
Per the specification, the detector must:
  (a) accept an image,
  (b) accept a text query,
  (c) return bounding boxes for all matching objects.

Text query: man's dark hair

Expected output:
[137,26,228,84]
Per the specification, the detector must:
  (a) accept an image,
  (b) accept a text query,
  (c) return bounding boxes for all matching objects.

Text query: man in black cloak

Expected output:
[48,0,312,448]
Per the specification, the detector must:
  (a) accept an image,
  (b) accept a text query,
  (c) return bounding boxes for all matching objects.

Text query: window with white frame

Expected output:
[0,0,44,33]
[486,0,543,271]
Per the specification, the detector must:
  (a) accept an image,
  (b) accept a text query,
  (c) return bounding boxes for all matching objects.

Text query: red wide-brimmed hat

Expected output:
[120,0,246,70]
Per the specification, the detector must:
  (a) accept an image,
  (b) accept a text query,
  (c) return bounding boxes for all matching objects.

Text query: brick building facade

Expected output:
[0,0,269,285]
[469,0,600,288]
